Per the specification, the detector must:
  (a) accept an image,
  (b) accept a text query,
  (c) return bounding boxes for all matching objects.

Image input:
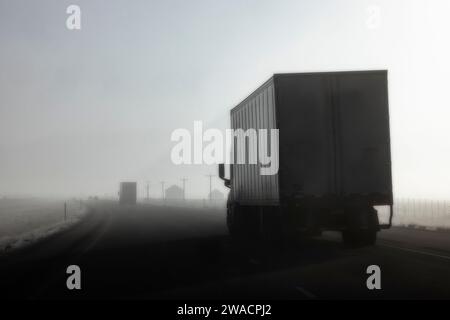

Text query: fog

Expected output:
[1,0,450,199]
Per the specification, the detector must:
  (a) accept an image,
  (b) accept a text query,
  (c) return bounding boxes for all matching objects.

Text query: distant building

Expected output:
[209,189,224,200]
[165,185,184,200]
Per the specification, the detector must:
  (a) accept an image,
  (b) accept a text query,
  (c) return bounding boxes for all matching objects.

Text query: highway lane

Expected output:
[1,202,449,299]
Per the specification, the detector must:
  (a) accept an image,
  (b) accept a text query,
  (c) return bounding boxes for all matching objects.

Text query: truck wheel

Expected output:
[226,203,236,236]
[227,204,263,241]
[342,230,358,246]
[342,208,379,247]
[342,229,377,247]
[363,208,379,246]
[227,203,244,238]
[363,229,377,246]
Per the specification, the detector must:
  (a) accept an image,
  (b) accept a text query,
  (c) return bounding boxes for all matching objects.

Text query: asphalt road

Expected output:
[1,202,450,300]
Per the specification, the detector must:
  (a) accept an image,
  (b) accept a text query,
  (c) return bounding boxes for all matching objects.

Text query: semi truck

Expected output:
[119,182,137,205]
[219,71,393,246]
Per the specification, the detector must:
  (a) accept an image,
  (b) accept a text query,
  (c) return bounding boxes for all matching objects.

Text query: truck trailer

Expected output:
[219,70,393,246]
[119,182,137,205]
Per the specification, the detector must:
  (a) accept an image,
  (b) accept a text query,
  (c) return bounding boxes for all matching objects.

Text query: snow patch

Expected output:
[0,204,87,254]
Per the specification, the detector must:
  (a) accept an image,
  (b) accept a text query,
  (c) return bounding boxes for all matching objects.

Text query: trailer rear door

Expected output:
[334,72,392,201]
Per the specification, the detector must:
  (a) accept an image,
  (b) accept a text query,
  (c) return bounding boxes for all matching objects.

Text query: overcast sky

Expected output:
[1,0,449,199]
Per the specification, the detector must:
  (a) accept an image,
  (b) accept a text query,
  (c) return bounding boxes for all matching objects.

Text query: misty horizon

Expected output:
[1,0,450,199]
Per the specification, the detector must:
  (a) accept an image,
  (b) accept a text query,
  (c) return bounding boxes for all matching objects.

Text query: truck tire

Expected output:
[342,229,377,246]
[342,230,375,247]
[226,203,239,237]
[227,204,266,240]
[342,208,379,247]
[227,203,249,238]
[342,230,358,246]
[364,209,379,246]
[363,229,377,246]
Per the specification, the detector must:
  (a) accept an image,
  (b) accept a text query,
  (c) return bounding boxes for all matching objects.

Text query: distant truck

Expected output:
[219,71,393,246]
[119,182,137,205]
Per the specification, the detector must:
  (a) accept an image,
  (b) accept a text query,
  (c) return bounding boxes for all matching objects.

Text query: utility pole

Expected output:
[181,178,188,200]
[205,174,214,202]
[146,181,150,201]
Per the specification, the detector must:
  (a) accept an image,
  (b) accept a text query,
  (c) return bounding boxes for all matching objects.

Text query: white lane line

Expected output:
[380,244,450,261]
[295,286,317,299]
